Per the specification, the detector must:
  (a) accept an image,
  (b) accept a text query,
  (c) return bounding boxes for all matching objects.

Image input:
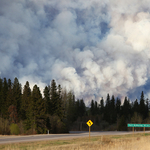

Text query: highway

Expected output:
[0,131,149,144]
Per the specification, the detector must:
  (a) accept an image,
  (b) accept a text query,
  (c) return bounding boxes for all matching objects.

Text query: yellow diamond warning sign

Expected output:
[86,120,93,127]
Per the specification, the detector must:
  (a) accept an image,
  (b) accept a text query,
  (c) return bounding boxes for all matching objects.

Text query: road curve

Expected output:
[0,131,149,144]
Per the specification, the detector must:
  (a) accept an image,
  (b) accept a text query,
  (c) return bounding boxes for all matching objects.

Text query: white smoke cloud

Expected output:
[1,0,150,104]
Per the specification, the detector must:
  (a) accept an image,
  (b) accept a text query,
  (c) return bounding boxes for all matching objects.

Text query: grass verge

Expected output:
[0,133,150,150]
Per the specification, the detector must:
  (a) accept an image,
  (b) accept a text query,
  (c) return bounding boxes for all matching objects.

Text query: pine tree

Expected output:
[90,100,95,115]
[145,98,149,118]
[0,78,3,116]
[94,101,99,115]
[50,80,63,117]
[3,78,8,102]
[50,80,58,115]
[79,99,86,117]
[116,97,121,128]
[75,99,80,118]
[66,91,76,123]
[30,85,46,133]
[99,97,104,115]
[133,99,139,113]
[8,79,12,90]
[106,94,110,107]
[104,94,111,123]
[6,79,13,119]
[43,86,50,114]
[43,85,51,132]
[139,91,147,119]
[61,88,68,118]
[8,105,18,123]
[116,98,121,117]
[131,112,142,124]
[122,97,131,120]
[1,78,8,118]
[21,81,31,120]
[12,77,22,119]
[110,95,116,123]
[57,84,63,119]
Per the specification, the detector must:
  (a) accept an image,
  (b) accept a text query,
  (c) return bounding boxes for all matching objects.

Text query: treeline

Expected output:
[0,78,86,134]
[88,92,150,131]
[0,77,150,134]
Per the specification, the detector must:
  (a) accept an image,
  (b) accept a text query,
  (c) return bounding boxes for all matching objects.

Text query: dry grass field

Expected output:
[0,133,150,150]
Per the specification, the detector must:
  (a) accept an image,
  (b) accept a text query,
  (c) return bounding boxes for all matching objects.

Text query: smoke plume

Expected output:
[1,0,150,104]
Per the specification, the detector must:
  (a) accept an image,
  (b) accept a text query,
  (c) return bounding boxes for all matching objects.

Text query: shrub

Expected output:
[25,128,37,135]
[10,124,20,135]
[50,115,68,133]
[117,116,127,131]
[18,121,25,134]
[0,118,10,135]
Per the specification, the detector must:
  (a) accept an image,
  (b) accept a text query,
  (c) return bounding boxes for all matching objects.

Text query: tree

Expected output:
[61,88,68,118]
[94,101,99,115]
[43,86,50,114]
[8,79,12,90]
[30,85,46,133]
[139,91,147,119]
[6,79,13,108]
[79,99,86,117]
[1,78,8,118]
[50,80,58,115]
[8,105,18,123]
[90,100,95,115]
[2,78,8,102]
[116,98,121,116]
[110,95,116,123]
[6,83,13,119]
[130,112,142,124]
[45,81,67,132]
[57,84,63,119]
[133,99,139,113]
[117,116,127,131]
[145,98,149,118]
[99,97,104,114]
[106,94,110,107]
[121,97,131,120]
[66,91,76,123]
[104,94,111,123]
[21,81,31,120]
[0,78,3,116]
[12,77,22,119]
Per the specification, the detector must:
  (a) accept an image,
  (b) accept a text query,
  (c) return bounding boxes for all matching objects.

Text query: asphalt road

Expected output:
[0,131,149,144]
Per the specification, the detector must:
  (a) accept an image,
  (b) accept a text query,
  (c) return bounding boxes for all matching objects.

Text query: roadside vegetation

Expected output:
[0,133,150,150]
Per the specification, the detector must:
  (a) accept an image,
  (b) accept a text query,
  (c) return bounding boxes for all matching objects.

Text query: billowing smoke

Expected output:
[1,0,150,104]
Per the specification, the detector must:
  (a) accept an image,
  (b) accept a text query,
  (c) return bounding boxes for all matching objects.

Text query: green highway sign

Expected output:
[128,124,150,127]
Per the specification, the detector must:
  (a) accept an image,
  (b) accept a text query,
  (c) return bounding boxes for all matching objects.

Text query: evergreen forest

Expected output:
[0,77,150,135]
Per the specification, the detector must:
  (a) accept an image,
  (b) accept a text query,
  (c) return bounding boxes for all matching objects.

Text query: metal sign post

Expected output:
[128,124,150,135]
[128,124,150,127]
[86,120,93,142]
[89,126,90,141]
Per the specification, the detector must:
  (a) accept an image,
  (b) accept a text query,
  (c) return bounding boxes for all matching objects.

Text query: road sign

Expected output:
[86,120,93,141]
[87,120,93,127]
[128,124,150,127]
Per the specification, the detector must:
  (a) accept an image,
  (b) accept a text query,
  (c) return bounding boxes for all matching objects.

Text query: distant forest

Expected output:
[0,77,150,135]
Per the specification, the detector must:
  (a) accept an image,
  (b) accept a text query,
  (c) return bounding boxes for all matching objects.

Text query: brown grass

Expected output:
[0,133,150,150]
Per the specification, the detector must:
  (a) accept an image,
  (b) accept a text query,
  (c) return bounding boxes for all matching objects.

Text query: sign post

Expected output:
[86,120,93,141]
[132,127,134,134]
[127,124,150,127]
[128,124,150,134]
